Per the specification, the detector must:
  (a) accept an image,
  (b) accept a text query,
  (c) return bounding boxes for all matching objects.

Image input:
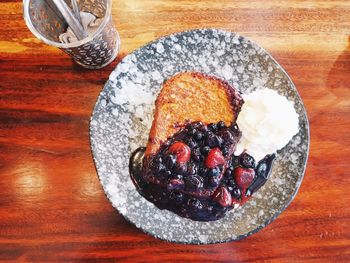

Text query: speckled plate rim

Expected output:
[89,28,310,244]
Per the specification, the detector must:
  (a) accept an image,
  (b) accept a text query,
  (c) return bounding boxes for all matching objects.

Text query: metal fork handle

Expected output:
[71,0,82,25]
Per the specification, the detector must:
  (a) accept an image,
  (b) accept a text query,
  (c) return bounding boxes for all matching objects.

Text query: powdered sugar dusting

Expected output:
[90,29,309,244]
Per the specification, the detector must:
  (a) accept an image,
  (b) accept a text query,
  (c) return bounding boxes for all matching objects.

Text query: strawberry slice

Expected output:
[212,186,232,207]
[234,167,255,189]
[168,142,191,163]
[205,148,225,168]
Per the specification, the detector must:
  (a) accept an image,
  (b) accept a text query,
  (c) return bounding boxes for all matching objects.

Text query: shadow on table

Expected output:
[326,35,350,100]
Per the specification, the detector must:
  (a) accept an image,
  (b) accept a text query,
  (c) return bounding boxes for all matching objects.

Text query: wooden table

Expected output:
[1,1,349,262]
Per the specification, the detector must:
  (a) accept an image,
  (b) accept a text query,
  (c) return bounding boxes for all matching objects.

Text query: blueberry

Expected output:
[206,134,215,147]
[227,166,234,172]
[161,169,172,178]
[193,121,204,129]
[155,156,163,164]
[186,123,195,132]
[153,161,166,173]
[186,138,197,149]
[230,155,240,167]
[194,131,204,141]
[220,130,234,145]
[231,124,239,134]
[170,191,184,203]
[199,167,208,177]
[175,163,187,174]
[191,148,202,162]
[209,167,221,177]
[172,174,183,180]
[217,121,226,129]
[209,176,220,187]
[208,123,217,131]
[205,131,213,138]
[165,154,176,169]
[185,175,203,191]
[222,147,229,156]
[187,198,203,209]
[240,153,256,168]
[231,187,241,199]
[187,164,197,175]
[227,178,236,187]
[224,168,233,178]
[200,125,209,132]
[207,134,223,148]
[216,136,224,147]
[201,146,210,154]
[189,128,197,136]
[160,163,167,172]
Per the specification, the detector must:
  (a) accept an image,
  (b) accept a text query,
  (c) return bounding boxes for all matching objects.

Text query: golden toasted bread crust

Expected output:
[145,72,243,156]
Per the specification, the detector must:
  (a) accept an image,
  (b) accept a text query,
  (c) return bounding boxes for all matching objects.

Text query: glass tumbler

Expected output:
[23,0,120,69]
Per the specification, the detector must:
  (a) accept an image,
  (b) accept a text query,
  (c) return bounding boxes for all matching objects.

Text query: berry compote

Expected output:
[130,121,275,221]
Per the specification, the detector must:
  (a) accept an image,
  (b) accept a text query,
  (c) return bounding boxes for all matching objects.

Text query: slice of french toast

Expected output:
[145,72,243,157]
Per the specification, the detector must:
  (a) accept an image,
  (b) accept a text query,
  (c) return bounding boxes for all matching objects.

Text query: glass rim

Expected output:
[23,0,112,49]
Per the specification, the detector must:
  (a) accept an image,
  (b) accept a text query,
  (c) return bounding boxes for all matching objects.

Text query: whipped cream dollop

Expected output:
[235,88,299,161]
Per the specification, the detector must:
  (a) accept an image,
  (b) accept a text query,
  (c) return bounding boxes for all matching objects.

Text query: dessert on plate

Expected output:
[130,71,298,221]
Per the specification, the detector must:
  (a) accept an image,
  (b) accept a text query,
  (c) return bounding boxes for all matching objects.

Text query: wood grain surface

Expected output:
[1,0,350,262]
